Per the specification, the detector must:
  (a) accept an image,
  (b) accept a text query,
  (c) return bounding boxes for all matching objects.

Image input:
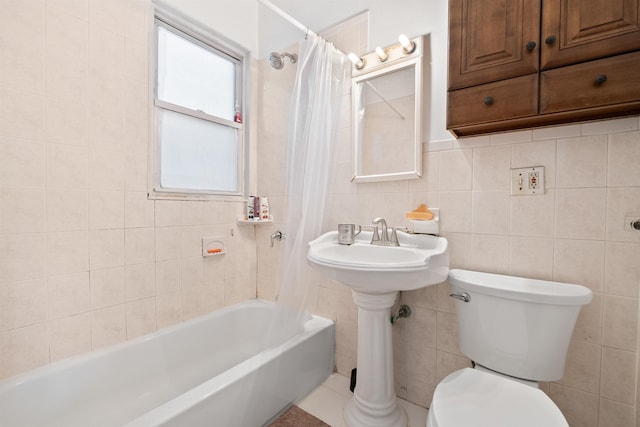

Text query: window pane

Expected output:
[157,25,236,121]
[159,109,239,192]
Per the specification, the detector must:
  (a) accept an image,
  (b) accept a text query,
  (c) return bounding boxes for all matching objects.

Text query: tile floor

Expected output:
[298,373,428,427]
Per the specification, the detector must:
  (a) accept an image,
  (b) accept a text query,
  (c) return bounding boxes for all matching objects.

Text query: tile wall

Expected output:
[0,0,258,379]
[256,14,640,427]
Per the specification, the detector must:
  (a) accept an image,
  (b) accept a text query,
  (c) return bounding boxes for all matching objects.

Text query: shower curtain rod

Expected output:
[257,0,317,38]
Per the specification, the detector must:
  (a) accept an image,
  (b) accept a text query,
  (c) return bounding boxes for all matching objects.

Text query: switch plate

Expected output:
[511,166,545,195]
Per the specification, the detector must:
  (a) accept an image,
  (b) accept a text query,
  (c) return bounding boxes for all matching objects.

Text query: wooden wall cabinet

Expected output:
[447,0,640,137]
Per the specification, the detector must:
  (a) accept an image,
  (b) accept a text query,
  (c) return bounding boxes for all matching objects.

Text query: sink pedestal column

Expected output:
[343,290,407,427]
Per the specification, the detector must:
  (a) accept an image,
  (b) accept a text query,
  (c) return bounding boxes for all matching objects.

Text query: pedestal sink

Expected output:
[308,230,449,427]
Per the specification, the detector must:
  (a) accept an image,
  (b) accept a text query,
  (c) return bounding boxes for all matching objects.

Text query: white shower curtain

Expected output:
[276,34,348,317]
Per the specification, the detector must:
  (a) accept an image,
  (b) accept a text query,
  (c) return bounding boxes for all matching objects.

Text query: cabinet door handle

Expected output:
[484,96,494,105]
[594,74,608,85]
[545,35,556,45]
[526,41,536,51]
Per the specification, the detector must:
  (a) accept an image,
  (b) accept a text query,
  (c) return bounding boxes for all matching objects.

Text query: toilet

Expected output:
[427,269,593,427]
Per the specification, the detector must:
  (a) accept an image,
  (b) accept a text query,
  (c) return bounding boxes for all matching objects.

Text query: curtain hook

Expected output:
[305,27,309,40]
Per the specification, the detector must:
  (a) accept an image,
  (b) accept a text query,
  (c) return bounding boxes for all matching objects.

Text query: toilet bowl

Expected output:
[427,269,592,427]
[426,368,568,427]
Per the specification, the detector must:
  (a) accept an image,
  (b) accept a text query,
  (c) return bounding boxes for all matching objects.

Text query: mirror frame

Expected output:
[352,36,424,183]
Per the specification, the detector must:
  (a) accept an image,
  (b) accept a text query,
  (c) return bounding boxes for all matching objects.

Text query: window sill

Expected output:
[148,189,244,202]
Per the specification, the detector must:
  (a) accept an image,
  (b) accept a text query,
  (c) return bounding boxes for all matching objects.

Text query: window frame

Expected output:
[149,5,250,200]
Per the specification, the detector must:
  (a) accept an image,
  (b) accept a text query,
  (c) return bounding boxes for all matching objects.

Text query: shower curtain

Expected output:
[276,34,348,319]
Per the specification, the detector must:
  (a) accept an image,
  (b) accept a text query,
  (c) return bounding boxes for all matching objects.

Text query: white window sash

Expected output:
[154,99,243,130]
[149,5,249,200]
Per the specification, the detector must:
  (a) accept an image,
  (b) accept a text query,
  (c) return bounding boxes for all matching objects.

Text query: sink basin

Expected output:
[308,230,449,293]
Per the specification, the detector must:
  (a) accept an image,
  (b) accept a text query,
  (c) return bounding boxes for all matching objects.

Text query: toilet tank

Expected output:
[449,269,592,382]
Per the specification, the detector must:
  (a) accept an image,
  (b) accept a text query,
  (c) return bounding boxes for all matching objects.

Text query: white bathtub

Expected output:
[0,299,335,427]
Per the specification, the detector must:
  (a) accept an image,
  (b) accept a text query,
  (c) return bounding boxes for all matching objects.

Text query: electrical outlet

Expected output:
[529,171,539,190]
[511,166,545,195]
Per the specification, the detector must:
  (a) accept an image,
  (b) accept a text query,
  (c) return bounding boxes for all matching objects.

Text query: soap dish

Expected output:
[202,237,226,257]
[408,208,439,234]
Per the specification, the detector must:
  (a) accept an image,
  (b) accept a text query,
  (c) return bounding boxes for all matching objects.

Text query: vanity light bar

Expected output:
[348,34,423,76]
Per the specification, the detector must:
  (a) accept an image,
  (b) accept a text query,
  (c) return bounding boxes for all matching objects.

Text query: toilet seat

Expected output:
[427,368,568,427]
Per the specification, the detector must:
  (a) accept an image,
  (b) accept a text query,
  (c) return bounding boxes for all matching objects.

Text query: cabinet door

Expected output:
[448,0,540,90]
[541,0,640,69]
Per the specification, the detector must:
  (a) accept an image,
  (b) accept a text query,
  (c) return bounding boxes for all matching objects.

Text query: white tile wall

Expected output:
[556,135,608,188]
[608,131,640,186]
[90,266,126,309]
[48,312,92,362]
[472,145,511,190]
[438,149,472,191]
[509,236,554,280]
[510,190,555,237]
[0,0,257,380]
[554,239,605,292]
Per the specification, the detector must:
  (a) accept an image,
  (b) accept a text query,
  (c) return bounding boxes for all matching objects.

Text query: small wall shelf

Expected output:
[407,208,439,235]
[237,215,274,225]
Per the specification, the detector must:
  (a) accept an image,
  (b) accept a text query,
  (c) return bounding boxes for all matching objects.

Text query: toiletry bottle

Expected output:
[260,197,270,220]
[253,196,260,221]
[247,196,254,220]
[234,102,243,123]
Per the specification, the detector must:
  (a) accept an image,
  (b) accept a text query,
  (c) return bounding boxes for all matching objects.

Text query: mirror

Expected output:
[352,37,424,183]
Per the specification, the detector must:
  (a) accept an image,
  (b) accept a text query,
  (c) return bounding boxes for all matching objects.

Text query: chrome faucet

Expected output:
[371,218,400,246]
[270,230,284,247]
[370,218,406,247]
[372,218,389,244]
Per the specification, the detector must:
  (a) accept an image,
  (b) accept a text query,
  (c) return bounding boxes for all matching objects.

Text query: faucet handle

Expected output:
[372,224,380,241]
[360,224,380,245]
[361,224,380,242]
[390,226,408,246]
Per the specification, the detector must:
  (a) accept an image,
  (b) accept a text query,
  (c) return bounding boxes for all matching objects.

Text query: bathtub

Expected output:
[0,299,335,427]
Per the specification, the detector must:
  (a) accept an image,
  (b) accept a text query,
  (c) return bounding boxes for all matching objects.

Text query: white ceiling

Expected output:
[267,0,368,34]
[160,0,366,56]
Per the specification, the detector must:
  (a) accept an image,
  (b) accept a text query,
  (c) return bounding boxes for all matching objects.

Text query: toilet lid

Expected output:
[430,368,568,427]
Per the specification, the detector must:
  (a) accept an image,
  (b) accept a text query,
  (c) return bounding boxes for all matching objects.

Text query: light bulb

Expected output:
[398,34,416,53]
[375,46,388,62]
[348,52,365,69]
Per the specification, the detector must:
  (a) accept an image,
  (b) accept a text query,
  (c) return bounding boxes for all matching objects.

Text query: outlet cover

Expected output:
[511,166,545,195]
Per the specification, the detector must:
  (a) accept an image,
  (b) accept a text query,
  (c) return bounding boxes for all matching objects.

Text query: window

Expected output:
[150,9,248,198]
